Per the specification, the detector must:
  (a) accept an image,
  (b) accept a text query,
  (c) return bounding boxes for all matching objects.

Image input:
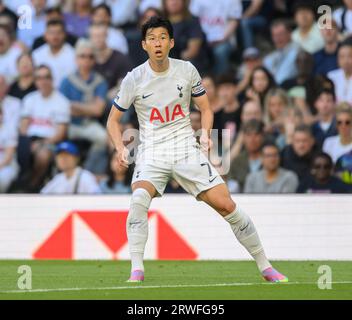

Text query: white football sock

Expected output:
[224,205,271,272]
[127,188,152,272]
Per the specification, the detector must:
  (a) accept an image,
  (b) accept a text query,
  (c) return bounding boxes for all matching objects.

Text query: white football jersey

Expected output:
[113,58,205,162]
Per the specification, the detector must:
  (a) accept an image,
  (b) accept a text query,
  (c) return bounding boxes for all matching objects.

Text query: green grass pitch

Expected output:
[0,260,351,300]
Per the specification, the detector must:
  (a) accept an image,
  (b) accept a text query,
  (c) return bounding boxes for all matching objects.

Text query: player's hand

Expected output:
[199,133,213,153]
[116,146,129,168]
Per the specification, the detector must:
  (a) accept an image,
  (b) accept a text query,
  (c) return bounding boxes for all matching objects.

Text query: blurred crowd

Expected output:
[0,0,352,194]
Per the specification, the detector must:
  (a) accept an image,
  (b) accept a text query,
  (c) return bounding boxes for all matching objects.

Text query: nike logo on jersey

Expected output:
[142,93,154,99]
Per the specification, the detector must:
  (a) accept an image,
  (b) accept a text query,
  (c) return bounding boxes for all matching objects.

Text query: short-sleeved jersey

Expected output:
[113,58,206,162]
[22,90,71,139]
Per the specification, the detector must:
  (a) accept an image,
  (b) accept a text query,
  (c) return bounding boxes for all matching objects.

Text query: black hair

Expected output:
[311,152,333,169]
[315,88,336,103]
[339,38,352,50]
[261,141,280,153]
[92,4,112,17]
[45,6,62,15]
[141,16,173,40]
[216,73,238,86]
[46,19,66,31]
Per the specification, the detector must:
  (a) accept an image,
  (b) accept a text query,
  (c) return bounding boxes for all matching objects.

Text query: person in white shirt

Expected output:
[333,0,352,38]
[327,41,352,105]
[190,0,242,75]
[0,76,21,192]
[291,2,324,54]
[323,103,352,163]
[20,65,70,191]
[32,19,76,88]
[92,0,138,27]
[91,4,129,55]
[0,25,23,84]
[41,141,101,194]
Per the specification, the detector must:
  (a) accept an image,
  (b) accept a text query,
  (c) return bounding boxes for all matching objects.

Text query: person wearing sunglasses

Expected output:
[323,102,352,163]
[297,152,351,193]
[59,38,108,177]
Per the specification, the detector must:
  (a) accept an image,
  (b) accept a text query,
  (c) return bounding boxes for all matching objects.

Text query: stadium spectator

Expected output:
[41,141,101,194]
[228,100,264,162]
[313,18,339,76]
[0,75,21,128]
[264,88,294,150]
[99,149,132,194]
[190,109,201,132]
[311,89,338,148]
[333,0,352,38]
[190,0,242,75]
[91,4,129,55]
[263,19,300,84]
[244,142,299,193]
[162,0,209,74]
[244,65,276,108]
[8,53,37,100]
[297,152,351,193]
[236,48,263,98]
[92,0,138,28]
[323,103,352,163]
[139,0,162,14]
[227,119,265,192]
[19,65,70,191]
[17,0,47,49]
[201,75,223,130]
[63,0,92,38]
[281,124,320,181]
[216,74,241,143]
[0,25,23,84]
[327,41,352,105]
[281,50,316,122]
[59,39,108,175]
[32,19,76,88]
[239,0,269,49]
[0,75,21,192]
[32,6,78,50]
[291,2,324,54]
[0,1,18,31]
[90,23,132,100]
[335,149,352,185]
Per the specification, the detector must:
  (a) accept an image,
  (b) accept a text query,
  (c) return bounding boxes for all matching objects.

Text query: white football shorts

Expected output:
[131,145,225,198]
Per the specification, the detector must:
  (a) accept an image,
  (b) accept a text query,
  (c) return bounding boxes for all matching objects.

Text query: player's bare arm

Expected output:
[193,93,214,151]
[106,106,129,168]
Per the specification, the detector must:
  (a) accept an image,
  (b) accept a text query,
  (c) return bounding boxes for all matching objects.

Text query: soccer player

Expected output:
[106,17,288,283]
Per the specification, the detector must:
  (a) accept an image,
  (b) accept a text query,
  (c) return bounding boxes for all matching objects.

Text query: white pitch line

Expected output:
[0,281,352,294]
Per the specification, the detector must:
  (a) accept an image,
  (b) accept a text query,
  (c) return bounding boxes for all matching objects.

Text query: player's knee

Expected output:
[218,198,236,216]
[130,188,152,209]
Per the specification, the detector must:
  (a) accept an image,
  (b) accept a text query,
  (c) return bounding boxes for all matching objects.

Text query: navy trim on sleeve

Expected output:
[191,90,206,98]
[113,101,127,112]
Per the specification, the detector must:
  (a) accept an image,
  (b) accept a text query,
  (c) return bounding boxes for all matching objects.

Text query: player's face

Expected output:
[142,27,174,62]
